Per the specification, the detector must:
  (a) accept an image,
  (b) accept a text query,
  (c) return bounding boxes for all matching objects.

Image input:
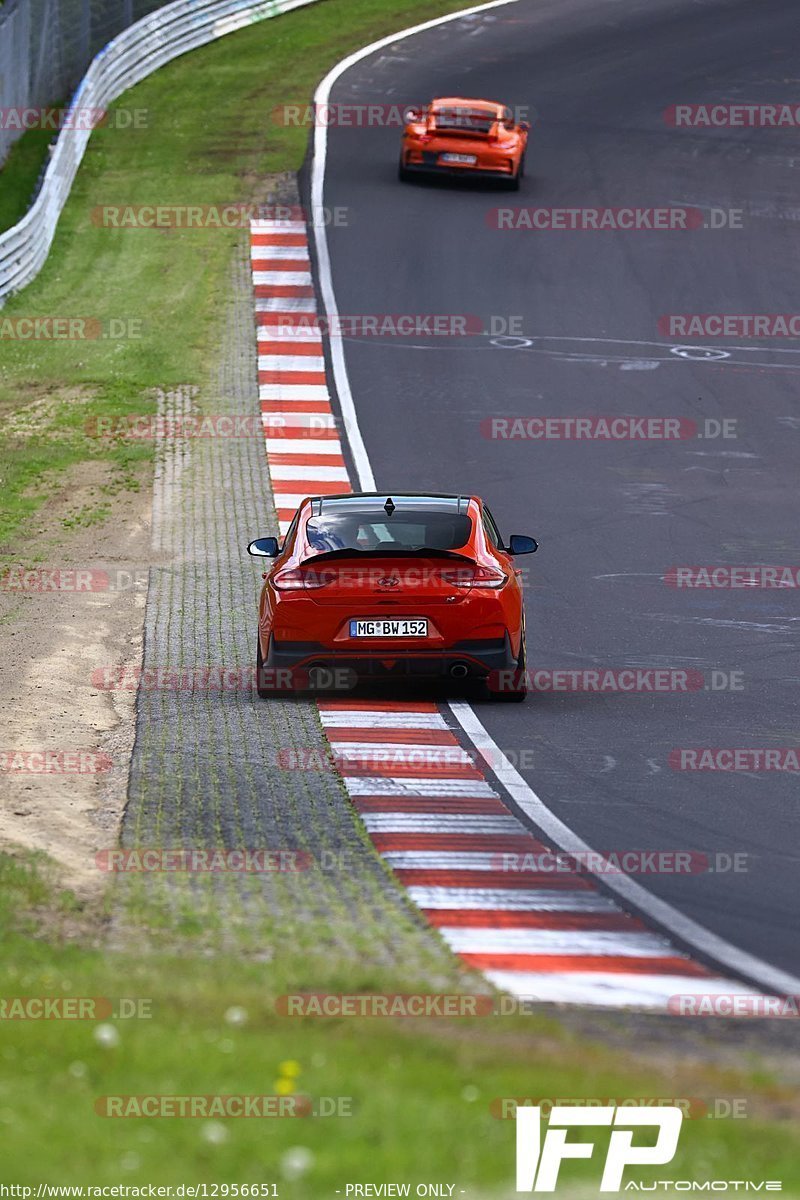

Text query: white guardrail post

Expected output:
[0,0,319,304]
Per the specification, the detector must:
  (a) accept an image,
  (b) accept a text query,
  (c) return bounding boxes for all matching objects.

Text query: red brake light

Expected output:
[272,569,304,590]
[272,567,329,591]
[469,565,508,588]
[442,564,507,589]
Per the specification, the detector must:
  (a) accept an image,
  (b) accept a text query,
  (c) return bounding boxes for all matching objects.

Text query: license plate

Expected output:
[440,152,476,165]
[349,618,428,638]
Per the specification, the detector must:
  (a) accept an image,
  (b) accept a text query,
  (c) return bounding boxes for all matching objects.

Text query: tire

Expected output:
[398,156,412,182]
[504,167,521,191]
[487,632,528,702]
[256,636,277,699]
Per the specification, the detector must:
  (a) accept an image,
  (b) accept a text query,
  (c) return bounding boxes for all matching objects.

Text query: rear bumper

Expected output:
[402,161,516,181]
[266,634,516,679]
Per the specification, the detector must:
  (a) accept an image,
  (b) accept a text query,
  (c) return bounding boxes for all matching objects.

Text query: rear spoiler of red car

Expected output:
[301,547,476,564]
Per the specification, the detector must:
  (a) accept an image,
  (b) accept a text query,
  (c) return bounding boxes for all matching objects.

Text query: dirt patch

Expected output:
[0,455,152,900]
[1,383,97,428]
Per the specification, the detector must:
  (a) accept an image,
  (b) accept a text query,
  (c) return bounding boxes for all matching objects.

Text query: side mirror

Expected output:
[247,536,279,558]
[403,106,424,124]
[520,120,531,132]
[507,534,538,555]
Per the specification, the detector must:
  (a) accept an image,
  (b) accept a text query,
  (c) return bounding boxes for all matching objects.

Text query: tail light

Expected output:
[442,564,507,590]
[272,568,329,591]
[468,565,508,588]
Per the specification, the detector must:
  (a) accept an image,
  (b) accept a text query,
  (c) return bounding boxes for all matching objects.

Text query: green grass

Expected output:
[2,851,799,1189]
[0,123,55,232]
[0,390,152,551]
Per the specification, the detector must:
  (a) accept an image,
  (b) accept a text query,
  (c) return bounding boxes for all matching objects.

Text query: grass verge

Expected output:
[2,851,800,1188]
[0,124,55,233]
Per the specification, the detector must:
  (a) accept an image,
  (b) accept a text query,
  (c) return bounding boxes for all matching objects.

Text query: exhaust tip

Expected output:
[449,662,469,679]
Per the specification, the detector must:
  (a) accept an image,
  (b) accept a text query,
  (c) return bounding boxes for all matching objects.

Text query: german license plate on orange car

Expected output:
[349,619,428,637]
[440,153,476,164]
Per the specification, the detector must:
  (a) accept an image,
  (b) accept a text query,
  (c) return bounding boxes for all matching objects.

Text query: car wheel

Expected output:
[256,636,277,699]
[398,156,412,182]
[504,167,521,192]
[487,634,528,702]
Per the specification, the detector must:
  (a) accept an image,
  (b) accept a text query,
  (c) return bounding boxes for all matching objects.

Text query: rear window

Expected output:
[305,509,473,554]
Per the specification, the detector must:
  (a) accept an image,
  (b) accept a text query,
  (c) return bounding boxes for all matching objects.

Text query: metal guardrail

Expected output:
[0,0,319,304]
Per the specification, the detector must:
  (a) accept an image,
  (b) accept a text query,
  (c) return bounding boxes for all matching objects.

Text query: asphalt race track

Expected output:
[314,0,800,978]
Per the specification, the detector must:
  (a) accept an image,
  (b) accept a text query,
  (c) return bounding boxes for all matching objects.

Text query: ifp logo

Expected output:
[515,1105,683,1192]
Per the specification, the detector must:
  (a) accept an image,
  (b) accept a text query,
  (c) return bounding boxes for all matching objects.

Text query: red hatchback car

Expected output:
[399,97,529,189]
[247,493,537,700]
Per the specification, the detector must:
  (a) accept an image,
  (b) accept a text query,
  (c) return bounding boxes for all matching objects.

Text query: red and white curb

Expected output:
[317,699,755,1009]
[249,217,757,1011]
[252,218,348,535]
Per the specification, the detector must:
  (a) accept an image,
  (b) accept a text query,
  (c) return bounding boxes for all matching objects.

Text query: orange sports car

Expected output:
[247,492,538,700]
[398,97,530,189]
